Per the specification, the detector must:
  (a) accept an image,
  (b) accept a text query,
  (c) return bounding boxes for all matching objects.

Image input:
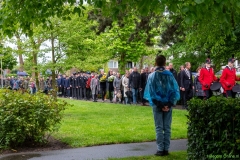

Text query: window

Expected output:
[108,60,118,68]
[125,61,132,69]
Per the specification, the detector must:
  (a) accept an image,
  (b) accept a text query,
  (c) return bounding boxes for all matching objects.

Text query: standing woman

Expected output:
[91,74,100,102]
[122,72,130,104]
[113,73,122,103]
[194,67,204,99]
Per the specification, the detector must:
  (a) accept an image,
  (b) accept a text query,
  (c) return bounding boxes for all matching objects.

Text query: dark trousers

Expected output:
[66,89,70,97]
[109,89,114,102]
[76,88,80,99]
[203,90,212,99]
[80,87,86,99]
[86,88,91,100]
[72,88,77,98]
[61,87,65,97]
[180,90,184,106]
[140,88,147,104]
[101,87,106,101]
[70,87,72,97]
[58,87,62,96]
[182,87,193,108]
[224,90,236,98]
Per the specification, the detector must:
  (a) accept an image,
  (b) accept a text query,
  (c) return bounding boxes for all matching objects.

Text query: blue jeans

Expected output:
[152,105,172,151]
[131,88,138,104]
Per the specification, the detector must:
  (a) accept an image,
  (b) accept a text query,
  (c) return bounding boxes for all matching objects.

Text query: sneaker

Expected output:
[155,151,165,156]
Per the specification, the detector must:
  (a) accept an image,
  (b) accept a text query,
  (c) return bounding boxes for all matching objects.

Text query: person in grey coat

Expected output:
[90,74,100,102]
[194,67,204,99]
[113,73,122,103]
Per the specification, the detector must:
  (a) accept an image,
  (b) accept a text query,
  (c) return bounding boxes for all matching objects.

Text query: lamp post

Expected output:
[0,54,3,88]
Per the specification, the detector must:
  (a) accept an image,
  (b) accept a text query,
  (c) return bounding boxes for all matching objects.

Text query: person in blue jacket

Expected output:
[144,55,180,156]
[64,76,71,98]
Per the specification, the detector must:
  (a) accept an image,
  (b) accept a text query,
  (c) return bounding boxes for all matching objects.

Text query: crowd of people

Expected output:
[0,55,238,108]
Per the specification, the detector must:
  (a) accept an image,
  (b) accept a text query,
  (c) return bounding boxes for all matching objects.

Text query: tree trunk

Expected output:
[16,34,24,71]
[119,52,126,74]
[32,52,39,90]
[51,32,57,98]
[139,55,144,70]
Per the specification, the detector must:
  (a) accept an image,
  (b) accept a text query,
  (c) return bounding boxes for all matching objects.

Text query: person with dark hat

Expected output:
[64,76,71,98]
[220,55,240,98]
[72,73,78,99]
[199,56,219,99]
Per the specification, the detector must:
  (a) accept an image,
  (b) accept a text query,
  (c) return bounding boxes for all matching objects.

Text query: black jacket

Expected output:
[140,72,148,89]
[128,71,141,89]
[170,68,177,80]
[180,69,193,89]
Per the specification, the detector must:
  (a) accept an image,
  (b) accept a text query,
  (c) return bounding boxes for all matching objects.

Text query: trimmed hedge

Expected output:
[0,89,69,148]
[187,97,240,160]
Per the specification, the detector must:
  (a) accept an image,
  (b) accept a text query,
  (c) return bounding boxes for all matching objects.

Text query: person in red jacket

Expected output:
[199,56,218,99]
[220,55,240,98]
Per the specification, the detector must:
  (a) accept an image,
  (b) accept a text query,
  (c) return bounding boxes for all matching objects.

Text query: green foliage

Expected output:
[187,97,240,160]
[0,46,17,70]
[0,89,69,148]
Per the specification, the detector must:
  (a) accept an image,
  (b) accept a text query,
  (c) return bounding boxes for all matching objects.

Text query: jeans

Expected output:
[152,105,172,151]
[132,88,138,104]
[124,97,129,104]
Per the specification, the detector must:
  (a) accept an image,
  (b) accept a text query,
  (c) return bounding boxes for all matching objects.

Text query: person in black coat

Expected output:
[180,62,194,109]
[107,70,114,103]
[72,73,78,99]
[169,63,177,81]
[69,73,74,98]
[140,67,149,106]
[128,67,141,104]
[177,65,184,106]
[64,76,71,98]
[99,70,107,102]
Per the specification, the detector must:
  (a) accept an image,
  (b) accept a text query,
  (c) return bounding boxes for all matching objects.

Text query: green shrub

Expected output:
[0,89,69,148]
[187,97,240,160]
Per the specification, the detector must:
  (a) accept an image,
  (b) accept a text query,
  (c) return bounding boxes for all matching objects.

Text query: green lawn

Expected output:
[53,99,188,147]
[108,151,187,160]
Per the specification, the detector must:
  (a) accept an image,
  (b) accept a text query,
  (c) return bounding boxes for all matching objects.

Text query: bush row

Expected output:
[0,89,69,148]
[187,96,240,160]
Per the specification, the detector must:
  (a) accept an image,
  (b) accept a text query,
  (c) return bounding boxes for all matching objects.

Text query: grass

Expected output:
[53,99,188,147]
[108,151,187,160]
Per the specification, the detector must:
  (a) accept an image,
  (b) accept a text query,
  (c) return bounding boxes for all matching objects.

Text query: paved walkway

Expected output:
[0,139,187,160]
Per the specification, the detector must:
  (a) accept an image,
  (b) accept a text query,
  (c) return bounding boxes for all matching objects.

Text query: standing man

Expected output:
[169,63,177,80]
[199,57,218,99]
[72,73,78,99]
[140,67,149,106]
[220,55,240,98]
[64,76,71,98]
[177,65,184,106]
[144,55,180,156]
[107,70,115,103]
[180,62,194,109]
[128,67,141,105]
[57,75,62,97]
[61,75,66,97]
